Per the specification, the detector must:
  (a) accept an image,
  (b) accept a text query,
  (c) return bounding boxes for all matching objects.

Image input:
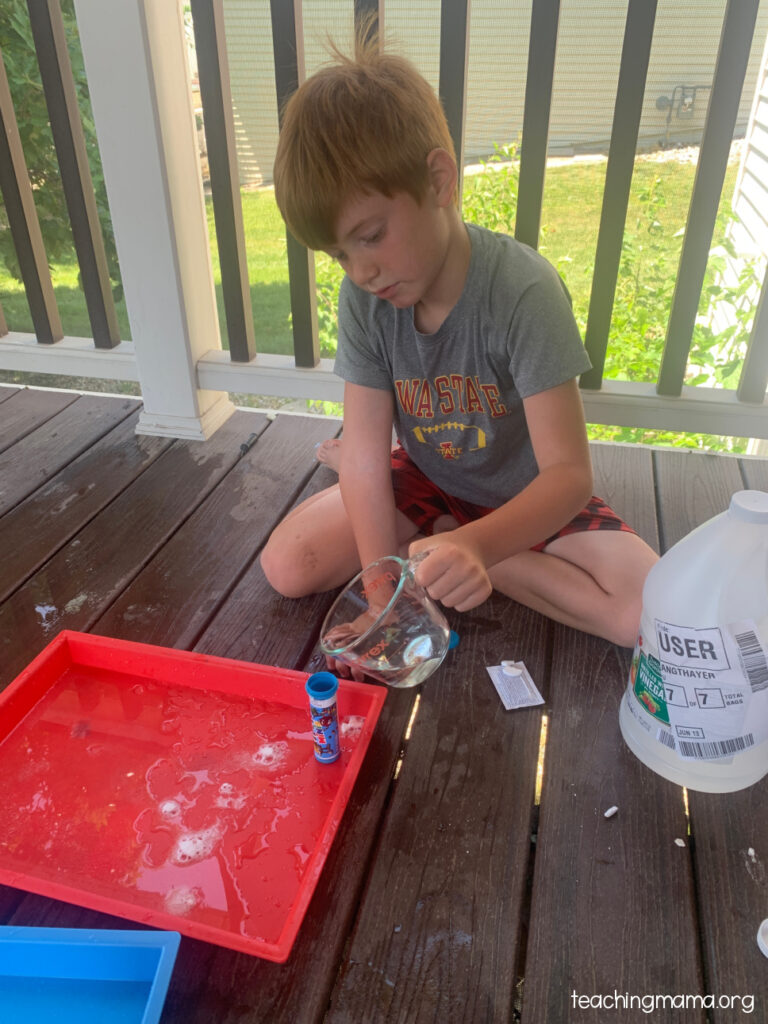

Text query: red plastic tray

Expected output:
[0,631,386,962]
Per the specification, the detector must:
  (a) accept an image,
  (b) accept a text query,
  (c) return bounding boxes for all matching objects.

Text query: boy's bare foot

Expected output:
[315,437,399,475]
[315,438,342,472]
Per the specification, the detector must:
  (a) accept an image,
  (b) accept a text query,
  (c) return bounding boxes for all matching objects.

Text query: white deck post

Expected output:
[73,0,234,439]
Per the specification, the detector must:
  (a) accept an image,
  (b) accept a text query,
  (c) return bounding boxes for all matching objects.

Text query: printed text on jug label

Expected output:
[655,622,729,671]
[628,618,768,758]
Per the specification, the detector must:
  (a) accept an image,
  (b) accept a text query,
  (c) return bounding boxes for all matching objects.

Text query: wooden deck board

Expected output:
[688,787,768,1020]
[90,413,338,649]
[0,394,140,514]
[0,387,79,454]
[522,438,706,1022]
[0,412,170,604]
[0,885,25,923]
[634,445,765,1023]
[655,451,768,1021]
[327,598,549,1023]
[1,390,767,1022]
[0,412,251,690]
[653,449,743,549]
[523,631,706,1022]
[741,454,768,491]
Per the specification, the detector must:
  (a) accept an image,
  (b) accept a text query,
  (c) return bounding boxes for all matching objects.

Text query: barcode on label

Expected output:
[678,733,755,760]
[658,729,676,751]
[734,630,768,693]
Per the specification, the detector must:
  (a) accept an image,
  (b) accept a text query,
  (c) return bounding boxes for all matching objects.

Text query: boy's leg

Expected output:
[260,483,421,597]
[487,529,658,648]
[279,444,654,643]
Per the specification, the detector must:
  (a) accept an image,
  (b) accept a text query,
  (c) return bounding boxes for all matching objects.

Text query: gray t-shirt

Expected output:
[334,222,591,507]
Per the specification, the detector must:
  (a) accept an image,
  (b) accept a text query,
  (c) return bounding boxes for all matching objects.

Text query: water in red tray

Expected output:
[0,664,365,947]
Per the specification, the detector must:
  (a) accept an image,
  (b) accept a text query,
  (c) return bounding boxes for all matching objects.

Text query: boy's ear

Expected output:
[426,148,458,207]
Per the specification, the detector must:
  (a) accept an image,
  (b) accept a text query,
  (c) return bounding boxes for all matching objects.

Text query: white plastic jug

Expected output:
[619,490,768,792]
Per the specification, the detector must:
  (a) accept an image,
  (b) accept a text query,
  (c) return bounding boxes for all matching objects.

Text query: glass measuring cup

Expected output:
[319,553,450,688]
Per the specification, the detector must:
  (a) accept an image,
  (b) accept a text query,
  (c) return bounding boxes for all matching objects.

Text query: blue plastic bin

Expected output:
[0,927,180,1024]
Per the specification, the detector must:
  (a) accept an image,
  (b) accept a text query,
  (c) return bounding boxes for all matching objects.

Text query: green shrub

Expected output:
[583,171,755,452]
[462,141,520,233]
[0,0,121,295]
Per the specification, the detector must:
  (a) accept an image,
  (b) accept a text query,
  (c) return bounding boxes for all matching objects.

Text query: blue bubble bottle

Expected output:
[306,672,341,764]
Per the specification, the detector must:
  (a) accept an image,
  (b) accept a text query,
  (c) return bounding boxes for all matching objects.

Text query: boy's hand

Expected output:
[321,588,394,683]
[321,613,372,681]
[324,653,367,682]
[408,534,492,611]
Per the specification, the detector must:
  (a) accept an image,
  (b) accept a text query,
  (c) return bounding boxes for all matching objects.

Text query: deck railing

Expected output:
[0,0,767,440]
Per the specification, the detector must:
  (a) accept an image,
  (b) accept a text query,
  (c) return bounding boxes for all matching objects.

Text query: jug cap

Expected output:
[729,490,768,524]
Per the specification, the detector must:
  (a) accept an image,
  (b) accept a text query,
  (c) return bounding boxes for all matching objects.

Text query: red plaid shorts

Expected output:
[389,445,637,551]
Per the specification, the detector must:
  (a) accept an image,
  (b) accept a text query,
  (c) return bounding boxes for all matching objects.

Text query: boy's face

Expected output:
[326,187,453,310]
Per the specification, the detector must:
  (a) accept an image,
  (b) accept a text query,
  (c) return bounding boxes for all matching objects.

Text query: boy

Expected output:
[260,33,658,648]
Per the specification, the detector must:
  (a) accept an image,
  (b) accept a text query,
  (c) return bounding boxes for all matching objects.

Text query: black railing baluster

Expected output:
[580,0,657,391]
[27,0,119,348]
[0,45,63,344]
[353,0,380,41]
[190,0,256,363]
[515,0,559,251]
[737,264,768,404]
[439,0,471,197]
[270,0,319,369]
[657,0,759,396]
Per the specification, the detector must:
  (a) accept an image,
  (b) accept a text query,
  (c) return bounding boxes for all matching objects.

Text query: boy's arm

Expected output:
[338,381,400,569]
[410,378,593,610]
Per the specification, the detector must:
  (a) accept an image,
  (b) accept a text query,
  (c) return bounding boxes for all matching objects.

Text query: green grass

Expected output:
[207,188,294,355]
[0,188,295,352]
[540,159,739,329]
[0,254,132,341]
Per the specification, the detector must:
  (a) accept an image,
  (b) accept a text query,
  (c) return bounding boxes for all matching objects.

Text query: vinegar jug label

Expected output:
[628,618,768,760]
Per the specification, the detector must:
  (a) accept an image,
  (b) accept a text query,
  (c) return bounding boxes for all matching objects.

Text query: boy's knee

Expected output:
[608,595,642,649]
[260,536,314,599]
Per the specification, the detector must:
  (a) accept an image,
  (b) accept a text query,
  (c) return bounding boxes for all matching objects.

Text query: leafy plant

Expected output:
[604,174,678,382]
[0,0,121,295]
[688,238,762,389]
[461,141,520,233]
[315,253,344,359]
[582,171,756,452]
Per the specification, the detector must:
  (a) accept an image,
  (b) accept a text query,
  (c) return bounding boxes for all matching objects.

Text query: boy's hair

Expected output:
[273,28,457,250]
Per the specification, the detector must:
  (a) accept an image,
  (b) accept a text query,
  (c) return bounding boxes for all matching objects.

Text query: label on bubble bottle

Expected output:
[306,672,341,763]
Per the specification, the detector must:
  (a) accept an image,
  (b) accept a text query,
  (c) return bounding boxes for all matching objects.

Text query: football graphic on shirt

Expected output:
[411,422,487,458]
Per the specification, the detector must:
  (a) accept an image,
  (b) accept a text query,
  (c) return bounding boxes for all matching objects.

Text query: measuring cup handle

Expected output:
[406,548,433,579]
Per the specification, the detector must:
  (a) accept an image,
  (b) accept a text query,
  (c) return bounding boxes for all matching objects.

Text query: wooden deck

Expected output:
[1,383,767,1023]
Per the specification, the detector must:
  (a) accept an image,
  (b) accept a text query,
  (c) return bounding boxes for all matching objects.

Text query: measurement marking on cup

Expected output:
[362,572,397,600]
[365,626,402,659]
